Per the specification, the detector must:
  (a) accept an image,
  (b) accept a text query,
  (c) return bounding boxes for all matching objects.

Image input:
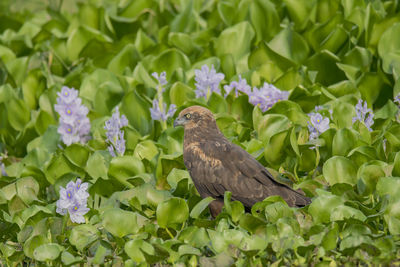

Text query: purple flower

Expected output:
[307,112,330,149]
[104,107,128,157]
[56,178,89,223]
[308,113,330,140]
[58,86,79,104]
[194,64,224,100]
[314,105,323,112]
[352,99,374,131]
[394,93,400,106]
[152,72,167,87]
[150,99,176,122]
[54,86,91,146]
[68,201,90,224]
[224,75,251,98]
[248,83,289,112]
[149,71,177,128]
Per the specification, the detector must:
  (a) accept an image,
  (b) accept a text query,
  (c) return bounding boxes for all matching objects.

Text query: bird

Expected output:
[173,105,311,217]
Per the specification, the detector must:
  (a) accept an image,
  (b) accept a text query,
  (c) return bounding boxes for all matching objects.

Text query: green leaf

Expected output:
[264,201,293,223]
[69,224,99,251]
[305,50,346,86]
[323,156,357,185]
[239,213,267,233]
[190,197,214,219]
[290,127,300,157]
[268,27,309,64]
[167,168,191,189]
[224,191,244,222]
[108,156,145,187]
[340,234,373,251]
[151,48,191,74]
[92,243,109,265]
[33,243,63,262]
[66,26,112,61]
[378,23,400,75]
[146,187,171,207]
[254,114,291,144]
[178,226,210,248]
[376,176,400,199]
[45,154,77,184]
[125,239,154,263]
[134,140,159,162]
[208,92,228,114]
[332,100,355,128]
[374,100,399,120]
[6,57,29,86]
[120,90,152,135]
[266,100,308,126]
[7,98,30,131]
[168,32,196,55]
[156,197,189,229]
[80,69,124,116]
[308,190,344,223]
[64,143,90,168]
[332,128,357,156]
[102,208,145,237]
[170,0,194,32]
[385,198,400,235]
[330,205,366,222]
[135,29,156,52]
[23,235,48,259]
[282,0,315,30]
[16,177,39,205]
[169,82,195,106]
[393,152,400,177]
[357,163,385,195]
[85,151,109,180]
[61,251,83,266]
[218,0,249,27]
[214,21,255,67]
[264,130,289,166]
[35,110,56,135]
[358,73,385,105]
[250,0,280,43]
[108,44,139,75]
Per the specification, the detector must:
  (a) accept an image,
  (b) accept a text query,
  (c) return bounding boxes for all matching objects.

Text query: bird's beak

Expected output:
[173,117,185,128]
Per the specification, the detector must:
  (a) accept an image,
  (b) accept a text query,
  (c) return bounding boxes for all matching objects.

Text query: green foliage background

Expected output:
[1,0,400,265]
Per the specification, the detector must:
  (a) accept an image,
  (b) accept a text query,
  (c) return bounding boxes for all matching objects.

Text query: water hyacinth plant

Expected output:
[104,107,128,157]
[56,179,90,224]
[224,75,251,98]
[194,64,225,100]
[352,99,374,131]
[149,72,176,129]
[54,86,91,146]
[307,112,330,141]
[395,93,400,106]
[248,82,289,112]
[4,0,400,265]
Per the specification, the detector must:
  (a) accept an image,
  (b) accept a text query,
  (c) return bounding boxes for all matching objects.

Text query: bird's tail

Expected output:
[292,188,311,207]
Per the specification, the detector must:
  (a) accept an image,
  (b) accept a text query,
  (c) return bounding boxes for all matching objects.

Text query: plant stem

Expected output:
[165,227,174,239]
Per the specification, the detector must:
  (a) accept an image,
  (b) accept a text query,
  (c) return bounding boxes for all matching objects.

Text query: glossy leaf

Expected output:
[156,197,189,229]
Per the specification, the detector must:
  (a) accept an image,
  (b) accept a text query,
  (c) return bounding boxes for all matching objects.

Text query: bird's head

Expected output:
[174,106,217,130]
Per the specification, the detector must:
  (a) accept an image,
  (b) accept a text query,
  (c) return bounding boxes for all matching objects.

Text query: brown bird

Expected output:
[174,105,311,217]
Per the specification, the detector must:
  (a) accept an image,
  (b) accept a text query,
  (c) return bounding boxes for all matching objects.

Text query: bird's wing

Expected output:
[184,138,310,208]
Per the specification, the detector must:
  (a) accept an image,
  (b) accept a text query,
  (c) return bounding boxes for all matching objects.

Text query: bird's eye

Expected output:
[185,113,191,119]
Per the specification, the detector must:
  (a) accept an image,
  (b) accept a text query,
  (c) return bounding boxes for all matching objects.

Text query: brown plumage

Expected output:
[174,106,311,217]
